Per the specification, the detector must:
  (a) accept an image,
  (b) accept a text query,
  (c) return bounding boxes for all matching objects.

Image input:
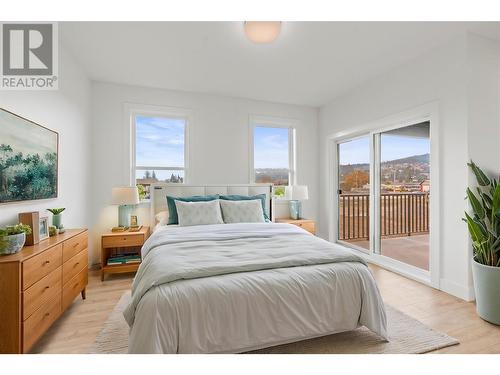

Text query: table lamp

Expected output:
[285,185,309,220]
[112,186,140,227]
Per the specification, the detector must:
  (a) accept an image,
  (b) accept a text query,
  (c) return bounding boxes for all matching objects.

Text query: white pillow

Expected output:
[219,199,265,224]
[174,199,224,227]
[155,210,169,226]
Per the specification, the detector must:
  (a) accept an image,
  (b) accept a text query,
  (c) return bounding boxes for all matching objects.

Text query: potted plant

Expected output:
[0,224,33,255]
[48,208,65,229]
[464,161,500,325]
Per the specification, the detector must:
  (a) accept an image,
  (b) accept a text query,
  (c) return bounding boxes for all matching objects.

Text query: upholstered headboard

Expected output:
[150,183,274,226]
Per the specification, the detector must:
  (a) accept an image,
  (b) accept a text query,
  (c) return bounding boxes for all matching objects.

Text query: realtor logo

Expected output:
[1,22,58,90]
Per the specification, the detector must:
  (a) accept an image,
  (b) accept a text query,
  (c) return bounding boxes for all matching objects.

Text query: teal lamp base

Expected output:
[289,200,302,220]
[118,205,134,227]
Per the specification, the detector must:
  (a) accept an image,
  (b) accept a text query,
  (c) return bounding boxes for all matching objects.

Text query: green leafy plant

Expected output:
[464,161,500,267]
[47,208,66,215]
[137,184,146,200]
[0,223,33,252]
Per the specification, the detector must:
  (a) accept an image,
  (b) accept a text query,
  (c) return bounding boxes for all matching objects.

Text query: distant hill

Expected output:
[341,153,429,169]
[382,153,429,165]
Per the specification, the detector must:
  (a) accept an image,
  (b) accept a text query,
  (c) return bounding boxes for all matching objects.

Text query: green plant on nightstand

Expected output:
[0,223,33,255]
[48,208,66,229]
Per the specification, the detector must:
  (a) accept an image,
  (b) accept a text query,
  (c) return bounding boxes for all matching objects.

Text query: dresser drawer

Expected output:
[22,244,62,290]
[62,248,88,285]
[23,292,61,352]
[62,268,88,311]
[23,266,62,320]
[102,234,144,248]
[63,231,88,262]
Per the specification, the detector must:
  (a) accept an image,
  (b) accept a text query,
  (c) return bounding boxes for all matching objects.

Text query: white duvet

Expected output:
[124,223,387,353]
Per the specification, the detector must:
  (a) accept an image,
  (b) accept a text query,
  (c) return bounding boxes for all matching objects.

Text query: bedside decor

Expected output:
[285,185,309,220]
[0,108,58,204]
[47,208,66,229]
[0,223,32,255]
[18,211,40,245]
[112,187,140,228]
[39,217,49,241]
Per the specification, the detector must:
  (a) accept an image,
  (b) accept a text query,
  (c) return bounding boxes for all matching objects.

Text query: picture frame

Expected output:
[0,108,59,204]
[39,217,49,241]
[130,215,138,227]
[18,211,40,246]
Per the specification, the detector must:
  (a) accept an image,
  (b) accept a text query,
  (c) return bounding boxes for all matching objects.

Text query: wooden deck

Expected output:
[345,233,429,270]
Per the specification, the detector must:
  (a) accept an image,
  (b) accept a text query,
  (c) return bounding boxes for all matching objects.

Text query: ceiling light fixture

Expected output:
[244,21,282,44]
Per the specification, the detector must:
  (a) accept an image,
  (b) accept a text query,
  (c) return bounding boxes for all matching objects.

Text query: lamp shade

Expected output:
[291,185,309,201]
[111,187,140,205]
[244,21,281,43]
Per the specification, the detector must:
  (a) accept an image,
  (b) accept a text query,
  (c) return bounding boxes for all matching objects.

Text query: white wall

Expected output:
[0,48,91,242]
[89,82,318,265]
[318,35,475,300]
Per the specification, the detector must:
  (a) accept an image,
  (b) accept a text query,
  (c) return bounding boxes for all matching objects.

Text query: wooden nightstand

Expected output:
[276,219,316,235]
[101,226,150,281]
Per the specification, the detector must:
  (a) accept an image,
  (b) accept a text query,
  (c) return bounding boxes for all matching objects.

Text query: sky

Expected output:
[253,126,289,169]
[0,109,57,156]
[339,134,430,165]
[135,115,185,167]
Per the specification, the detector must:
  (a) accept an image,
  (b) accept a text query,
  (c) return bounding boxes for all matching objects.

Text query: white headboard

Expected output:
[150,183,274,225]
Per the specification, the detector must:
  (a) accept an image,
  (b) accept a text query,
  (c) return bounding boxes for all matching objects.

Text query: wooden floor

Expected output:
[31,266,500,354]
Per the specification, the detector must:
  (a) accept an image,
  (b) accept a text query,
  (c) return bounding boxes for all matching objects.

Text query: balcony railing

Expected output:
[339,192,429,241]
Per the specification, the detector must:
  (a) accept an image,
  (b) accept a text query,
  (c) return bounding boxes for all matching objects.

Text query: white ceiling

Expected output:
[60,22,500,107]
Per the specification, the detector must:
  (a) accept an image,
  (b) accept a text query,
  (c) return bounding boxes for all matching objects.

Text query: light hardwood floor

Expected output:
[31,266,500,354]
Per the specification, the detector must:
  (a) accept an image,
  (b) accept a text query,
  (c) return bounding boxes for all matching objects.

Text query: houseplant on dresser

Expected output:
[0,224,32,255]
[464,161,500,325]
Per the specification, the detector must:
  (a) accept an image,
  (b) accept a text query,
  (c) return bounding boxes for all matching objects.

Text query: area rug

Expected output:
[89,291,458,354]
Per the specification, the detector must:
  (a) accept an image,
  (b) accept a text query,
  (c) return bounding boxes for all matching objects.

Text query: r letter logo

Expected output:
[1,23,58,90]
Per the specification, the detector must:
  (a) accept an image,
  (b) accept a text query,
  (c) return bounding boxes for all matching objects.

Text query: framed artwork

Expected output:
[39,217,49,241]
[130,215,138,227]
[0,108,58,204]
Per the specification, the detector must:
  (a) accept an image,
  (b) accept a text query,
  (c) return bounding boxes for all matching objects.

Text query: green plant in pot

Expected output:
[48,208,65,229]
[464,161,500,325]
[0,224,32,255]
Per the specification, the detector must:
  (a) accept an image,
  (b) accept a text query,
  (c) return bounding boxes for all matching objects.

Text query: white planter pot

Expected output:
[471,258,500,325]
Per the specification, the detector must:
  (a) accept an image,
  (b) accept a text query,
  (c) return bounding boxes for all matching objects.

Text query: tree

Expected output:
[152,170,157,180]
[340,170,369,192]
[144,170,151,179]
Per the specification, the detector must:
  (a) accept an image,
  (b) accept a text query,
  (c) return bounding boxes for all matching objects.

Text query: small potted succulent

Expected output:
[48,208,66,229]
[0,224,33,255]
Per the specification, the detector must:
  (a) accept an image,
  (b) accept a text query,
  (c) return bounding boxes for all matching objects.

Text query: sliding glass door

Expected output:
[337,136,371,251]
[377,122,430,270]
[336,121,431,272]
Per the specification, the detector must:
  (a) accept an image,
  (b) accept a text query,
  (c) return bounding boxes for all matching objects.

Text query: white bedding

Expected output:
[124,223,387,353]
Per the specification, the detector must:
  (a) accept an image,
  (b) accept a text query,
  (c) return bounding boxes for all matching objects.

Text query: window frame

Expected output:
[125,103,191,193]
[249,115,297,197]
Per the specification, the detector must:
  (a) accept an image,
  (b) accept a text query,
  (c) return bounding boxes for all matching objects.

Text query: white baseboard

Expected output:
[440,278,475,301]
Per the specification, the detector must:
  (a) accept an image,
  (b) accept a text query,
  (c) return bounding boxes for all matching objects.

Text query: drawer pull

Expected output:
[73,243,79,248]
[73,262,80,268]
[44,285,50,290]
[44,312,50,317]
[44,260,50,265]
[73,283,79,289]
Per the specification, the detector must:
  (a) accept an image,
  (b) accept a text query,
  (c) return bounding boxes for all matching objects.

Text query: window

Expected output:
[251,120,295,197]
[133,114,187,199]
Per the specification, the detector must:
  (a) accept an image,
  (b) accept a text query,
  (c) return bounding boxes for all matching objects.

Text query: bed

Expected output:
[123,184,387,354]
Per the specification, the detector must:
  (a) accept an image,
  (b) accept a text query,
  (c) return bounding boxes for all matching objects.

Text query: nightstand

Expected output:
[276,219,316,235]
[101,226,150,281]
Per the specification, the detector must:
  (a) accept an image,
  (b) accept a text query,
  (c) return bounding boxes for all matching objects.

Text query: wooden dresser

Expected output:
[0,229,88,353]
